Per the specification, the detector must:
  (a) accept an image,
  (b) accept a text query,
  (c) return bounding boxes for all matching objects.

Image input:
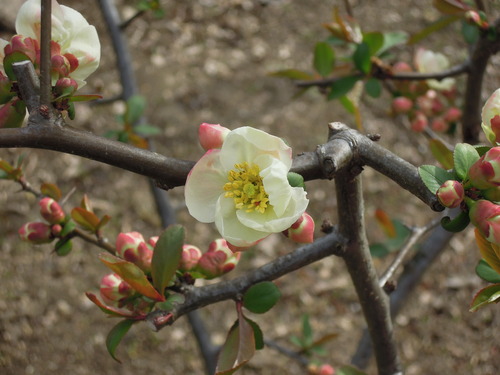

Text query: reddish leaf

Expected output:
[85,292,144,319]
[99,253,165,302]
[268,69,315,80]
[71,207,100,232]
[470,283,500,312]
[375,209,397,238]
[80,194,93,211]
[40,182,62,201]
[96,214,111,232]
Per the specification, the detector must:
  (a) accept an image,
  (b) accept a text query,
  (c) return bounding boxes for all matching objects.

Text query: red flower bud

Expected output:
[39,197,65,224]
[198,123,231,150]
[18,222,53,244]
[4,35,39,64]
[444,107,462,123]
[196,239,241,279]
[468,147,500,190]
[391,97,413,114]
[431,117,449,132]
[179,244,202,271]
[319,364,335,375]
[99,273,135,307]
[469,200,500,245]
[282,213,315,243]
[436,180,464,208]
[115,232,154,273]
[410,112,428,132]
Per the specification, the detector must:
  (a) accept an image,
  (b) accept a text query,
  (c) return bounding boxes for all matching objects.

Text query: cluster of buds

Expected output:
[307,363,335,375]
[115,232,158,273]
[465,10,489,29]
[282,212,315,243]
[390,49,462,133]
[18,197,66,244]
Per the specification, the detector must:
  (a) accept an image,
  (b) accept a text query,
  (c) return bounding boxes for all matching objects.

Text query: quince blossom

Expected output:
[2,0,100,88]
[414,48,455,91]
[481,88,500,145]
[185,126,309,247]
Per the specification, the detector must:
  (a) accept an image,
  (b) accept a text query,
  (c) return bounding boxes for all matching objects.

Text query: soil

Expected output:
[0,1,499,375]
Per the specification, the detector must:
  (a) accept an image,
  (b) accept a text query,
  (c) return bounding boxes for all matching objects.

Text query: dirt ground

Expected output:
[0,1,499,374]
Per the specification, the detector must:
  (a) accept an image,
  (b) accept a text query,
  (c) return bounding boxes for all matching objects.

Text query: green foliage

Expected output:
[313,42,335,77]
[408,15,460,44]
[453,143,480,181]
[290,314,338,357]
[287,172,306,189]
[243,281,281,314]
[418,165,456,194]
[370,219,411,258]
[40,182,62,201]
[328,76,360,100]
[353,42,371,74]
[364,78,382,98]
[268,69,315,80]
[440,210,470,233]
[470,283,500,312]
[151,225,185,296]
[106,319,136,362]
[461,20,479,44]
[337,365,368,375]
[55,238,73,256]
[476,259,500,284]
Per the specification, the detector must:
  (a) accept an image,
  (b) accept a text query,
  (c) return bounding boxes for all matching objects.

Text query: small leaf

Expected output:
[470,283,500,312]
[313,42,335,77]
[476,259,500,284]
[55,238,73,256]
[362,32,384,56]
[408,15,460,44]
[96,214,111,232]
[99,253,165,301]
[0,99,26,129]
[433,0,470,15]
[133,124,161,136]
[370,243,390,258]
[287,172,305,189]
[440,210,470,232]
[364,78,382,98]
[40,182,62,201]
[461,21,479,45]
[418,165,455,194]
[453,143,480,180]
[124,95,146,125]
[71,207,100,232]
[353,42,371,74]
[337,365,368,375]
[4,52,31,81]
[268,69,315,80]
[155,293,186,312]
[106,319,136,363]
[245,317,264,350]
[85,292,143,318]
[474,229,500,275]
[302,314,313,348]
[151,225,185,296]
[60,220,76,237]
[378,31,409,55]
[243,281,281,314]
[328,76,360,100]
[429,139,454,170]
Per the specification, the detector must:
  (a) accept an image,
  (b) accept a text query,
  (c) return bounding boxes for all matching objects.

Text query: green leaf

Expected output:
[151,225,185,296]
[339,95,355,114]
[287,172,305,189]
[328,76,360,100]
[429,139,454,170]
[55,238,73,256]
[470,283,500,312]
[68,94,102,102]
[408,16,460,44]
[364,78,382,98]
[461,21,479,45]
[453,143,480,180]
[302,314,313,348]
[313,42,335,77]
[124,95,146,125]
[245,317,264,350]
[362,32,384,56]
[216,311,256,375]
[40,182,62,201]
[337,365,368,375]
[268,69,315,81]
[60,220,76,237]
[418,165,455,194]
[133,124,161,136]
[440,210,470,232]
[476,259,500,284]
[106,319,136,363]
[378,31,409,55]
[99,253,165,301]
[3,52,31,81]
[370,242,390,258]
[353,42,371,74]
[243,281,281,314]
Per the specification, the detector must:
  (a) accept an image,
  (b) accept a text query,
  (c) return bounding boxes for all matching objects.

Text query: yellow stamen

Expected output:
[223,162,270,213]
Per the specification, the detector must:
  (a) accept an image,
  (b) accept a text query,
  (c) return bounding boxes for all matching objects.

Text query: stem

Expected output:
[39,0,52,111]
[335,169,401,375]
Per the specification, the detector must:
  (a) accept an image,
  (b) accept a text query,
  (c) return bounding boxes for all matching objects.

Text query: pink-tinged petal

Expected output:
[215,196,269,247]
[219,127,292,171]
[185,149,227,223]
[198,123,230,150]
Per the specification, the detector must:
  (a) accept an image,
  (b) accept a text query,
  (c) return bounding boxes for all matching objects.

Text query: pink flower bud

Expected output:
[436,180,464,208]
[18,222,53,244]
[39,197,66,224]
[319,364,335,375]
[179,244,203,271]
[115,232,153,273]
[392,61,412,73]
[392,97,413,114]
[469,200,500,245]
[99,273,135,307]
[410,112,428,132]
[148,236,159,248]
[51,54,72,78]
[198,123,231,150]
[468,147,500,190]
[481,89,500,145]
[196,239,241,279]
[431,117,449,132]
[444,107,462,123]
[51,224,63,236]
[55,77,78,96]
[282,213,315,243]
[4,35,39,64]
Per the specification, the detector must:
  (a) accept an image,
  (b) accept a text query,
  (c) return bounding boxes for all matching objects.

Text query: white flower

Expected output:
[481,88,500,145]
[414,48,455,91]
[185,126,309,247]
[0,38,8,74]
[15,0,100,88]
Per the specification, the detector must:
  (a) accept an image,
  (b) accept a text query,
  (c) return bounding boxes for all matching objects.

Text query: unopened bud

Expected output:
[444,107,462,123]
[283,213,315,243]
[18,222,53,244]
[436,180,464,208]
[410,112,428,132]
[115,232,154,273]
[198,123,231,150]
[179,244,202,271]
[468,147,500,190]
[39,197,65,224]
[468,199,500,245]
[196,239,241,279]
[431,117,449,132]
[392,97,413,114]
[54,77,78,97]
[100,273,135,307]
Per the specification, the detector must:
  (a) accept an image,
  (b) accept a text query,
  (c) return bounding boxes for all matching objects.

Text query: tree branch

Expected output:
[146,230,347,331]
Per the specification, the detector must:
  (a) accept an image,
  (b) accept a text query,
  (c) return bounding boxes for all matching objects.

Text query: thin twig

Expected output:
[378,217,441,288]
[120,10,146,29]
[264,339,309,367]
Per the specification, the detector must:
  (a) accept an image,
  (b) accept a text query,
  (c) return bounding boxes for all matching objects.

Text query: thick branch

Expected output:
[147,230,347,330]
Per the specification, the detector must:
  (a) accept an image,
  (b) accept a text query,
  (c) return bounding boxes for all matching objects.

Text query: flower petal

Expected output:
[185,149,227,223]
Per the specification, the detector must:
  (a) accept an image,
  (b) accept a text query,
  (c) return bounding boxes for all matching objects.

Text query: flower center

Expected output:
[223,162,270,214]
